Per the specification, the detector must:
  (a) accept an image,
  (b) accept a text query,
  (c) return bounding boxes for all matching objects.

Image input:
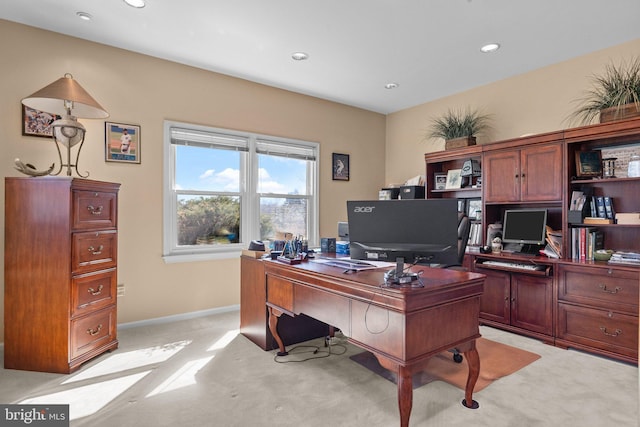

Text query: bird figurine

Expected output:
[14,158,55,177]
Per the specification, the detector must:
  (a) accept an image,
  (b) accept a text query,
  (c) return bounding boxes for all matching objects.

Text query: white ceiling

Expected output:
[2,0,640,114]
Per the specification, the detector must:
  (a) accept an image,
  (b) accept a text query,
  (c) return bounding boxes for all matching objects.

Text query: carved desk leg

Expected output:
[375,356,412,427]
[267,306,288,356]
[462,344,480,409]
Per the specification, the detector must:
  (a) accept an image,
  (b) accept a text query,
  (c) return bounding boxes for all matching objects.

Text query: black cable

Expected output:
[273,342,347,363]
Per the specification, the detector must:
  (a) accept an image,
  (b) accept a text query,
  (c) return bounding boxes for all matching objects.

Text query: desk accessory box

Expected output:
[398,185,425,199]
[321,237,336,252]
[616,213,640,225]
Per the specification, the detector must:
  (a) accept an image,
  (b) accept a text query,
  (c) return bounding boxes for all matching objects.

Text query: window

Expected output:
[163,121,318,262]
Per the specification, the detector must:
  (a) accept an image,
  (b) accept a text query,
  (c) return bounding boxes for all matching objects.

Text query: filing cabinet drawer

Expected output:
[72,269,117,317]
[72,189,117,230]
[558,265,639,313]
[557,303,638,359]
[70,306,117,360]
[72,230,117,274]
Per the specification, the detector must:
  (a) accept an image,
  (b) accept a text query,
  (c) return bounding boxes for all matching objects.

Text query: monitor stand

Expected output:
[384,257,422,287]
[502,243,542,255]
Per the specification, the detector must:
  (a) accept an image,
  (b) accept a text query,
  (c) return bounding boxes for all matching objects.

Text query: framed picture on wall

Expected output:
[332,153,349,181]
[105,122,141,164]
[22,105,60,138]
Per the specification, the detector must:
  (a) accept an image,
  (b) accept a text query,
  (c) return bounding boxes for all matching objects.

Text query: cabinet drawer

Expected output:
[72,231,117,274]
[558,265,639,313]
[72,269,117,318]
[70,306,117,359]
[73,190,117,230]
[557,303,638,358]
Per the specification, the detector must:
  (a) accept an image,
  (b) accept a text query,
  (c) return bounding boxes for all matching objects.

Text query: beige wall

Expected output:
[0,20,386,339]
[385,38,640,186]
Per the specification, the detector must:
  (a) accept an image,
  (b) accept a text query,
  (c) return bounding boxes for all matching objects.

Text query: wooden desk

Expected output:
[264,260,485,427]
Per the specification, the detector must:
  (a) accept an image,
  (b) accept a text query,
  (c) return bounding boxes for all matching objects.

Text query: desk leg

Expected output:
[267,306,288,356]
[376,356,412,427]
[462,345,480,409]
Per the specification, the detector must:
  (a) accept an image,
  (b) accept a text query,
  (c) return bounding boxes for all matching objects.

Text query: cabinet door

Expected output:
[520,143,562,201]
[511,274,553,335]
[479,269,510,324]
[483,150,520,202]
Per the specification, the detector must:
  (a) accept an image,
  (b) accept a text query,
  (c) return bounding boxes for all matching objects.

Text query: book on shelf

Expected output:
[571,226,603,261]
[608,251,640,265]
[583,217,614,224]
[595,196,606,218]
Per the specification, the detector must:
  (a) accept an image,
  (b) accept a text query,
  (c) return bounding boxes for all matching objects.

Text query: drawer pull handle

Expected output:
[88,285,103,296]
[88,245,104,255]
[600,326,622,337]
[598,284,621,294]
[87,205,103,215]
[87,324,103,336]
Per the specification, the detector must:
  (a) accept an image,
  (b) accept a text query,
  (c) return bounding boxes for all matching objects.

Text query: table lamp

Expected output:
[21,73,109,177]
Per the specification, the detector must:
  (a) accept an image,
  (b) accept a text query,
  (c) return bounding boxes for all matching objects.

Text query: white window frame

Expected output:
[163,120,319,263]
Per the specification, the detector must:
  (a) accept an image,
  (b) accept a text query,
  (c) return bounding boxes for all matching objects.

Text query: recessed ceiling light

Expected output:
[384,83,399,89]
[480,43,500,53]
[291,52,309,61]
[76,12,92,21]
[124,0,146,8]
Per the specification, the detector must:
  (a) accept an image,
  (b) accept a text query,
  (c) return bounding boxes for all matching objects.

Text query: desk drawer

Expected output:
[267,275,294,312]
[72,231,117,274]
[70,306,117,359]
[557,303,638,358]
[558,265,639,313]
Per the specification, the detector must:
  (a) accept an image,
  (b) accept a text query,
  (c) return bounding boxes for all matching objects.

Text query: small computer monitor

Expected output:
[346,199,459,266]
[501,208,547,254]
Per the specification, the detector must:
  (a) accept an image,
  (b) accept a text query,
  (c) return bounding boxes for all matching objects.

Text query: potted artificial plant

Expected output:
[427,108,491,150]
[570,57,640,125]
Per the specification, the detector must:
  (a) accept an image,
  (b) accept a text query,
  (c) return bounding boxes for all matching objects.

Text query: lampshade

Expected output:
[21,73,108,119]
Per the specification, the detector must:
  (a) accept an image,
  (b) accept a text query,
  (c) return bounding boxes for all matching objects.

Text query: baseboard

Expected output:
[117,304,240,330]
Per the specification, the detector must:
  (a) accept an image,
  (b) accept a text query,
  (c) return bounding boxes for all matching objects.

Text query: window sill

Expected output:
[162,248,243,264]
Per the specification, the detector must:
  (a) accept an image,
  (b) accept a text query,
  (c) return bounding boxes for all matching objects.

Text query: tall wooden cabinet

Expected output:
[424,117,640,363]
[4,177,120,373]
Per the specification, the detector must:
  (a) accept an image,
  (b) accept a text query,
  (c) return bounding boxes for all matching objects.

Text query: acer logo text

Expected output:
[353,206,375,213]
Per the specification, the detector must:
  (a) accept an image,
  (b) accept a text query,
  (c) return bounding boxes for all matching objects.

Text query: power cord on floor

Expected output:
[273,335,347,363]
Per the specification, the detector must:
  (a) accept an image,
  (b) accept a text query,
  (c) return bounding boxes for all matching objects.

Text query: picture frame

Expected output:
[105,122,141,164]
[457,198,467,213]
[467,199,482,219]
[434,173,447,190]
[22,105,60,138]
[332,153,349,181]
[445,169,462,189]
[575,150,602,178]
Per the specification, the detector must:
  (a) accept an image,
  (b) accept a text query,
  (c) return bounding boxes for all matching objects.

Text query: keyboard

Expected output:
[481,260,544,271]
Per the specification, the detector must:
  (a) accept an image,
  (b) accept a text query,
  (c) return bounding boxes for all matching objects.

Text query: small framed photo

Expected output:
[575,150,602,178]
[332,153,349,181]
[445,169,462,189]
[434,173,447,190]
[457,199,467,213]
[105,122,141,164]
[467,199,482,219]
[22,105,60,138]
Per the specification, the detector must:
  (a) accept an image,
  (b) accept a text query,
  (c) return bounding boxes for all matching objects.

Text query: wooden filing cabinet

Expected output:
[4,177,120,373]
[556,263,639,363]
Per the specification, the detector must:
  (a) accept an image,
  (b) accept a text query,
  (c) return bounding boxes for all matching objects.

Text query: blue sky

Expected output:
[175,146,307,195]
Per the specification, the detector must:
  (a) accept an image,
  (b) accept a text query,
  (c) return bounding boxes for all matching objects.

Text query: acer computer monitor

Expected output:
[501,208,547,254]
[346,199,459,266]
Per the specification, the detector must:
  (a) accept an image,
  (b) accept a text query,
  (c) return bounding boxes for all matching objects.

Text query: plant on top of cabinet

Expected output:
[426,107,491,150]
[570,56,640,125]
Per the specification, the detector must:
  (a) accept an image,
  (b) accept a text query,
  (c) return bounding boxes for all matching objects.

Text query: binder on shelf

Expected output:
[595,196,606,218]
[603,196,615,220]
